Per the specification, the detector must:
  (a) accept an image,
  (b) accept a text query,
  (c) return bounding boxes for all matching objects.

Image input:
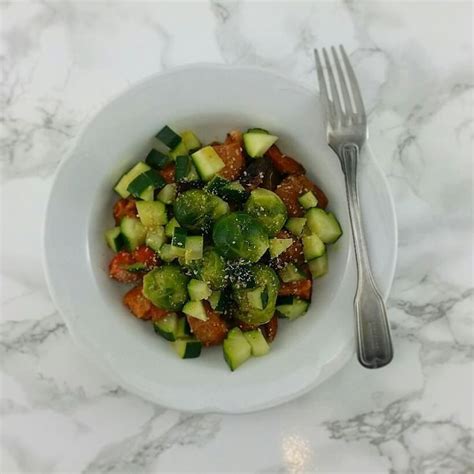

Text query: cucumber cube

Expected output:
[185,236,204,262]
[145,149,169,169]
[308,253,328,278]
[269,238,293,258]
[157,183,177,204]
[182,300,208,321]
[302,234,326,261]
[188,279,212,301]
[181,130,201,152]
[105,227,124,252]
[243,329,270,356]
[114,161,151,198]
[298,191,318,209]
[136,201,168,228]
[174,338,202,359]
[165,217,180,237]
[243,132,278,158]
[153,313,179,341]
[145,226,166,252]
[285,217,307,237]
[191,146,225,181]
[306,208,343,244]
[223,328,252,371]
[155,125,182,149]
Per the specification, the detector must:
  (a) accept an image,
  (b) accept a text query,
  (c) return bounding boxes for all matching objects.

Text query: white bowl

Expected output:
[44,64,397,413]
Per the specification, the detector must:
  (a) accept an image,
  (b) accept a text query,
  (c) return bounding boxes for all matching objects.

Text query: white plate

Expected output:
[44,64,397,413]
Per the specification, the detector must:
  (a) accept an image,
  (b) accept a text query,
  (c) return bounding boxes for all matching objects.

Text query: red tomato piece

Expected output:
[109,251,142,283]
[275,174,328,217]
[261,315,278,342]
[274,229,305,267]
[113,198,137,224]
[265,145,306,175]
[278,279,312,300]
[187,302,229,347]
[123,285,152,319]
[212,142,246,181]
[160,163,176,184]
[132,245,159,269]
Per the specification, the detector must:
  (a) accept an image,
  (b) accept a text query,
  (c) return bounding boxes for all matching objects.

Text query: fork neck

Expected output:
[332,143,360,175]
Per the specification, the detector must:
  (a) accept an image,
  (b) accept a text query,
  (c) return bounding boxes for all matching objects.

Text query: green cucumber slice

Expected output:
[188,279,212,301]
[184,236,204,262]
[174,338,202,359]
[127,170,165,198]
[285,217,307,237]
[165,217,180,238]
[114,161,151,198]
[223,328,252,371]
[181,130,201,152]
[243,329,270,356]
[243,132,278,158]
[153,313,178,341]
[120,217,146,251]
[308,253,328,278]
[171,227,187,248]
[105,227,124,252]
[298,191,318,209]
[182,300,207,321]
[169,141,188,161]
[276,297,309,320]
[191,146,225,181]
[278,263,306,283]
[157,183,177,204]
[302,234,326,261]
[145,226,166,252]
[269,238,293,258]
[155,125,182,149]
[136,201,168,228]
[145,149,169,169]
[306,208,343,244]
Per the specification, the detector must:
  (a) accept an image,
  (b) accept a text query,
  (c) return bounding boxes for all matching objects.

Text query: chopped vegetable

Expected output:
[143,265,189,310]
[106,126,341,370]
[213,212,269,262]
[244,188,287,236]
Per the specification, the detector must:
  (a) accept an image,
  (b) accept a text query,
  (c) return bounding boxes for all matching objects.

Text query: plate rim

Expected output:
[43,63,398,413]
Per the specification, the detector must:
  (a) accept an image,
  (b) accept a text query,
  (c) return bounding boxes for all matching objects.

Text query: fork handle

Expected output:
[339,143,393,369]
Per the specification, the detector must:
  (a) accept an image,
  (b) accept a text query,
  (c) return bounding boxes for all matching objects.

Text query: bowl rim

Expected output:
[43,63,398,413]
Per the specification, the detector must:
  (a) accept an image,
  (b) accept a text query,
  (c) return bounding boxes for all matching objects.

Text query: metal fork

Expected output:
[314,45,393,369]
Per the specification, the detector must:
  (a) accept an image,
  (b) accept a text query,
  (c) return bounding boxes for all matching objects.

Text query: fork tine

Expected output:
[314,49,333,123]
[339,45,366,119]
[322,48,343,124]
[331,46,353,116]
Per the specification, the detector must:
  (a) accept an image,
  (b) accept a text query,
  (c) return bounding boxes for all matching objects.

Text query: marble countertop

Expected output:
[1,1,472,473]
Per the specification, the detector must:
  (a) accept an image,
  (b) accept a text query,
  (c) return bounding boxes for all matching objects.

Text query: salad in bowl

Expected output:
[105,125,342,371]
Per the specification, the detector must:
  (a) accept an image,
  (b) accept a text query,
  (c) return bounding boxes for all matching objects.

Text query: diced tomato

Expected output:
[132,245,159,269]
[109,251,142,283]
[225,129,243,145]
[213,142,246,181]
[274,229,305,267]
[187,302,229,347]
[265,145,306,175]
[261,315,278,343]
[113,198,137,224]
[160,163,176,184]
[123,285,152,319]
[148,305,170,322]
[275,174,328,217]
[278,279,312,300]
